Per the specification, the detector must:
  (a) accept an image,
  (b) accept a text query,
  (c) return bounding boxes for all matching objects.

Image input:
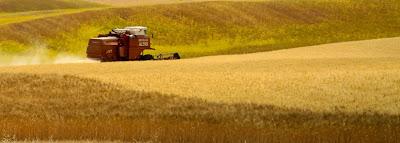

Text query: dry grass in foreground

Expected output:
[0,73,399,142]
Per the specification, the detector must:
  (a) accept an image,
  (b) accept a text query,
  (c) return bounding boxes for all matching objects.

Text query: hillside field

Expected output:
[0,0,399,64]
[0,0,102,12]
[0,37,399,142]
[1,0,400,142]
[0,8,106,26]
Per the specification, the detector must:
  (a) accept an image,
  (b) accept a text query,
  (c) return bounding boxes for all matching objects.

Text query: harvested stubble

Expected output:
[0,37,400,142]
[2,37,400,114]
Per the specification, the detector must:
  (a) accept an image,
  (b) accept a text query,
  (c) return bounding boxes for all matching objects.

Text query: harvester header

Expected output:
[86,26,180,62]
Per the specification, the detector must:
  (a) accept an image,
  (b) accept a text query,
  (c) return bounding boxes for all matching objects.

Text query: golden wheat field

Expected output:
[1,0,400,142]
[0,37,399,142]
[2,37,400,113]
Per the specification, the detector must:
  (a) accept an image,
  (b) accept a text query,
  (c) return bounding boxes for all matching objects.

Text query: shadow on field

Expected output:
[0,73,399,142]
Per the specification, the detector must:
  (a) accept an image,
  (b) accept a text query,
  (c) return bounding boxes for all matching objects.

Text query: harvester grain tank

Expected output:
[86,26,180,62]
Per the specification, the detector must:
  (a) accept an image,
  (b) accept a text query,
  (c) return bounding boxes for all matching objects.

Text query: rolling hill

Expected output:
[2,37,399,114]
[0,0,102,12]
[0,37,399,142]
[85,0,202,6]
[0,0,105,29]
[0,0,399,62]
[84,0,262,6]
[1,0,400,142]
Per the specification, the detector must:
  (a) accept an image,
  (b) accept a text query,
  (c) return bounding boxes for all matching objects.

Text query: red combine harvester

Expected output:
[86,26,180,62]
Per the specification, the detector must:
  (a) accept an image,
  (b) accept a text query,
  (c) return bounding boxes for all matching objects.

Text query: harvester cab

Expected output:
[125,26,147,35]
[86,26,180,62]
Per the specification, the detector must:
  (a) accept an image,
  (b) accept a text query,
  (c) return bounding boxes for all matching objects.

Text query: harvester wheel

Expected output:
[101,52,114,62]
[140,54,154,61]
[100,57,107,62]
[173,53,181,59]
[100,57,111,62]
